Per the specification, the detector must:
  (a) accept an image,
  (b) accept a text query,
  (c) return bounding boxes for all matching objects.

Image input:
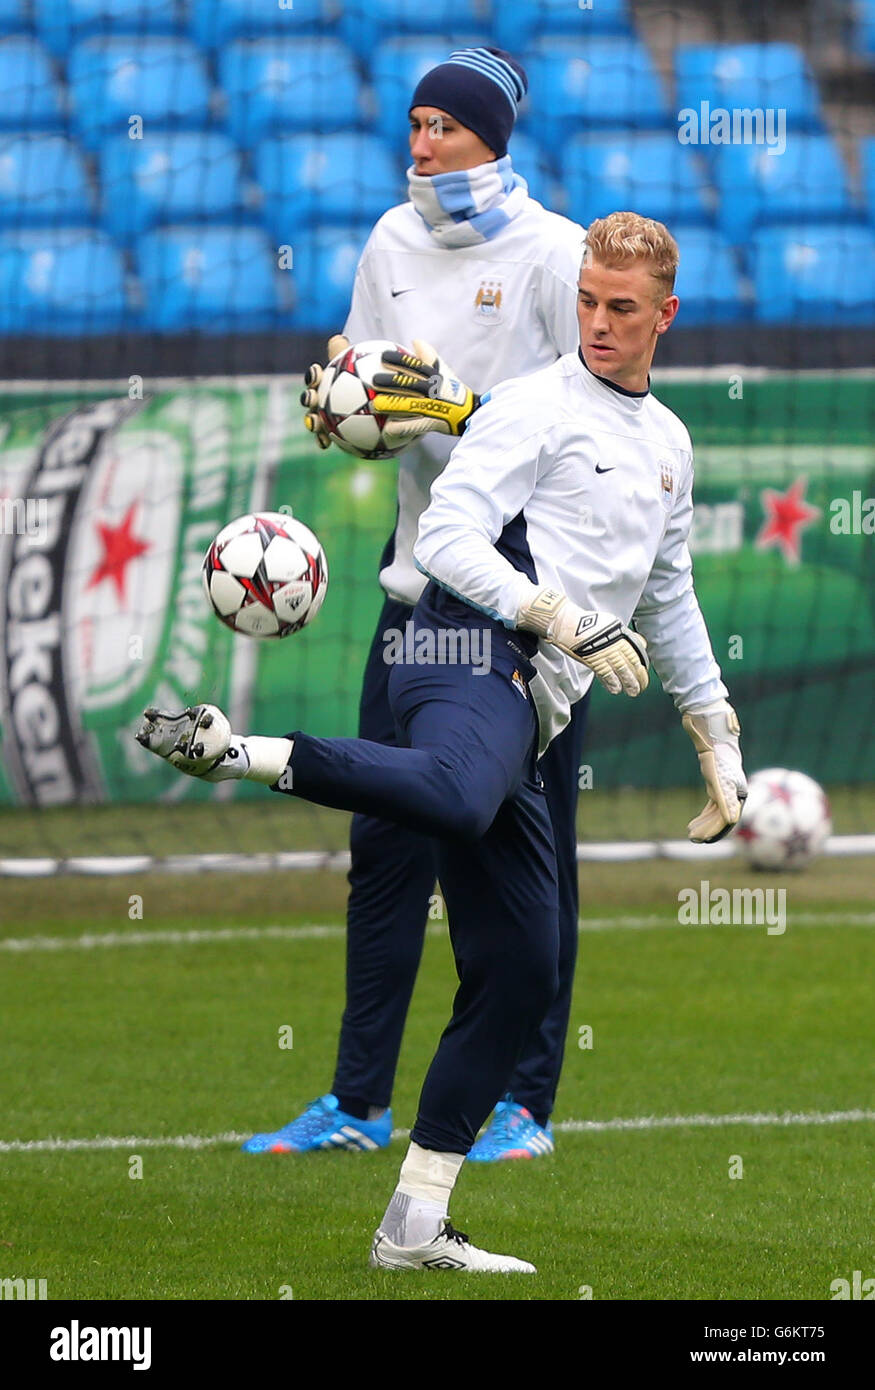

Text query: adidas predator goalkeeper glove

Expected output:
[683,700,747,843]
[517,585,649,697]
[370,339,479,441]
[300,333,351,450]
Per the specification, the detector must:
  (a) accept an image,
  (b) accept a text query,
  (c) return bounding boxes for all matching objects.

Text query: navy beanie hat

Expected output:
[409,47,528,160]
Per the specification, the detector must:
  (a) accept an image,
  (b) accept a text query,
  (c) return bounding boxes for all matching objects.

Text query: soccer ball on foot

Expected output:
[735,768,832,871]
[202,512,328,638]
[316,339,414,459]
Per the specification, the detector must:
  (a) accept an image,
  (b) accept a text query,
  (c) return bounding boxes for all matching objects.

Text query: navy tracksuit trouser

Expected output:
[278,606,586,1155]
[331,598,587,1128]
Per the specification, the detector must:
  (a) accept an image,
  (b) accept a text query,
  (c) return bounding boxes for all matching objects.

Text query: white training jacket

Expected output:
[414,351,728,750]
[342,196,585,605]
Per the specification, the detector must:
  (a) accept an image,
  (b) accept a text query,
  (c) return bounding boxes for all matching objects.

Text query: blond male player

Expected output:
[139,213,746,1272]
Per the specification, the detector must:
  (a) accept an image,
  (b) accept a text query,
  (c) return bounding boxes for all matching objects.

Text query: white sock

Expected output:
[241,735,294,785]
[381,1191,446,1248]
[380,1142,465,1247]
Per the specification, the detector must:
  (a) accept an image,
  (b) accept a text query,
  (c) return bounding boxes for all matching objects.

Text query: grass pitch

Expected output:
[1,815,873,1302]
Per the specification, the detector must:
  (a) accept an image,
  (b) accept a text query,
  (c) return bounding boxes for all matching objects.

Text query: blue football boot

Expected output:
[241,1094,392,1153]
[467,1096,554,1162]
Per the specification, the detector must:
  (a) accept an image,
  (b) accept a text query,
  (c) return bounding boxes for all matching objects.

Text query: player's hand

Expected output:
[517,585,649,697]
[370,339,480,441]
[300,334,350,449]
[136,704,234,779]
[682,701,747,843]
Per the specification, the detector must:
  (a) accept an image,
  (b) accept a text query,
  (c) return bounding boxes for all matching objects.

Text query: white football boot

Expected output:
[369,1220,536,1273]
[136,704,244,781]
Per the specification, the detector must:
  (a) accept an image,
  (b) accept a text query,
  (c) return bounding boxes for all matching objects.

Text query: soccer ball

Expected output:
[735,768,832,871]
[316,339,414,459]
[202,512,328,638]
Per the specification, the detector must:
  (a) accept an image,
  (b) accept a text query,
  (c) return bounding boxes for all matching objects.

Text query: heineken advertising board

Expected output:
[0,375,872,808]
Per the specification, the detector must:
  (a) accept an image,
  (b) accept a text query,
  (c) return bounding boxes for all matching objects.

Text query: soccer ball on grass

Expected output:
[735,768,832,871]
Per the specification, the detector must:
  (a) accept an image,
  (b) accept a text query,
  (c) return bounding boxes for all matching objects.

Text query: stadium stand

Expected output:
[0,0,871,340]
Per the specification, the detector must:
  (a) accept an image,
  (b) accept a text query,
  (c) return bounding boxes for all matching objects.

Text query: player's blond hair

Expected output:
[582,212,679,299]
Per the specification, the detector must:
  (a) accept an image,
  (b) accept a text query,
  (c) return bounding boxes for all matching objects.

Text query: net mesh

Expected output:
[0,0,873,864]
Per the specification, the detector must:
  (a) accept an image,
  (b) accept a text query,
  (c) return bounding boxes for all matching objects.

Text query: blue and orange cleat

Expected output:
[467,1096,554,1162]
[241,1094,392,1153]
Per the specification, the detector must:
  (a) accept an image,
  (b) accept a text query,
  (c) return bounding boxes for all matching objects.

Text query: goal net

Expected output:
[0,0,872,869]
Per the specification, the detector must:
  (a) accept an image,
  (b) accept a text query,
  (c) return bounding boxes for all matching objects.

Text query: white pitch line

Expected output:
[2,1109,874,1154]
[3,911,875,954]
[0,924,347,952]
[555,1109,875,1133]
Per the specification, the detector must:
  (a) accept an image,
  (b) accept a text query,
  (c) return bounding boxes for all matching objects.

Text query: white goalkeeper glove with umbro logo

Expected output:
[516,585,649,697]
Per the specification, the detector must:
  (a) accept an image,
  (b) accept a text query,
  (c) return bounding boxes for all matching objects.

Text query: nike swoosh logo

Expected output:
[391,288,414,298]
[595,464,615,474]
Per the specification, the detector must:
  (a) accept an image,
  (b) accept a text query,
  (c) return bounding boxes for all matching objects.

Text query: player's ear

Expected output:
[655,294,680,335]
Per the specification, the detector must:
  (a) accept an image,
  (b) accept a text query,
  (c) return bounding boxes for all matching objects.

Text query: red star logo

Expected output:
[88,501,150,603]
[755,479,820,565]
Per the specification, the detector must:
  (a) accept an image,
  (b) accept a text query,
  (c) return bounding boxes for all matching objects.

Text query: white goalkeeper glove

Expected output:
[300,333,351,450]
[370,339,480,441]
[516,585,649,696]
[682,700,747,843]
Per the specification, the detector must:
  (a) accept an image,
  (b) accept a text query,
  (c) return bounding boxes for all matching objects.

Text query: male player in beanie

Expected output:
[248,48,591,1160]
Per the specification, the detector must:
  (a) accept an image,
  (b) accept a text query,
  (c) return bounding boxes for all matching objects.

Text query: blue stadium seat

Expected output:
[523,39,670,147]
[675,44,821,133]
[507,131,554,208]
[136,224,293,330]
[289,224,370,330]
[750,223,875,323]
[0,227,129,332]
[220,38,362,148]
[68,37,213,151]
[372,37,490,151]
[492,0,632,50]
[254,133,403,239]
[0,0,27,36]
[34,0,185,59]
[712,135,857,245]
[673,227,748,324]
[0,37,66,132]
[859,136,875,225]
[190,0,335,51]
[856,0,875,55]
[563,133,712,227]
[0,134,95,227]
[99,131,246,240]
[340,0,485,62]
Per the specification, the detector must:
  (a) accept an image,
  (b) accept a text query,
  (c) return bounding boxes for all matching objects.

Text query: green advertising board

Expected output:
[0,373,872,808]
